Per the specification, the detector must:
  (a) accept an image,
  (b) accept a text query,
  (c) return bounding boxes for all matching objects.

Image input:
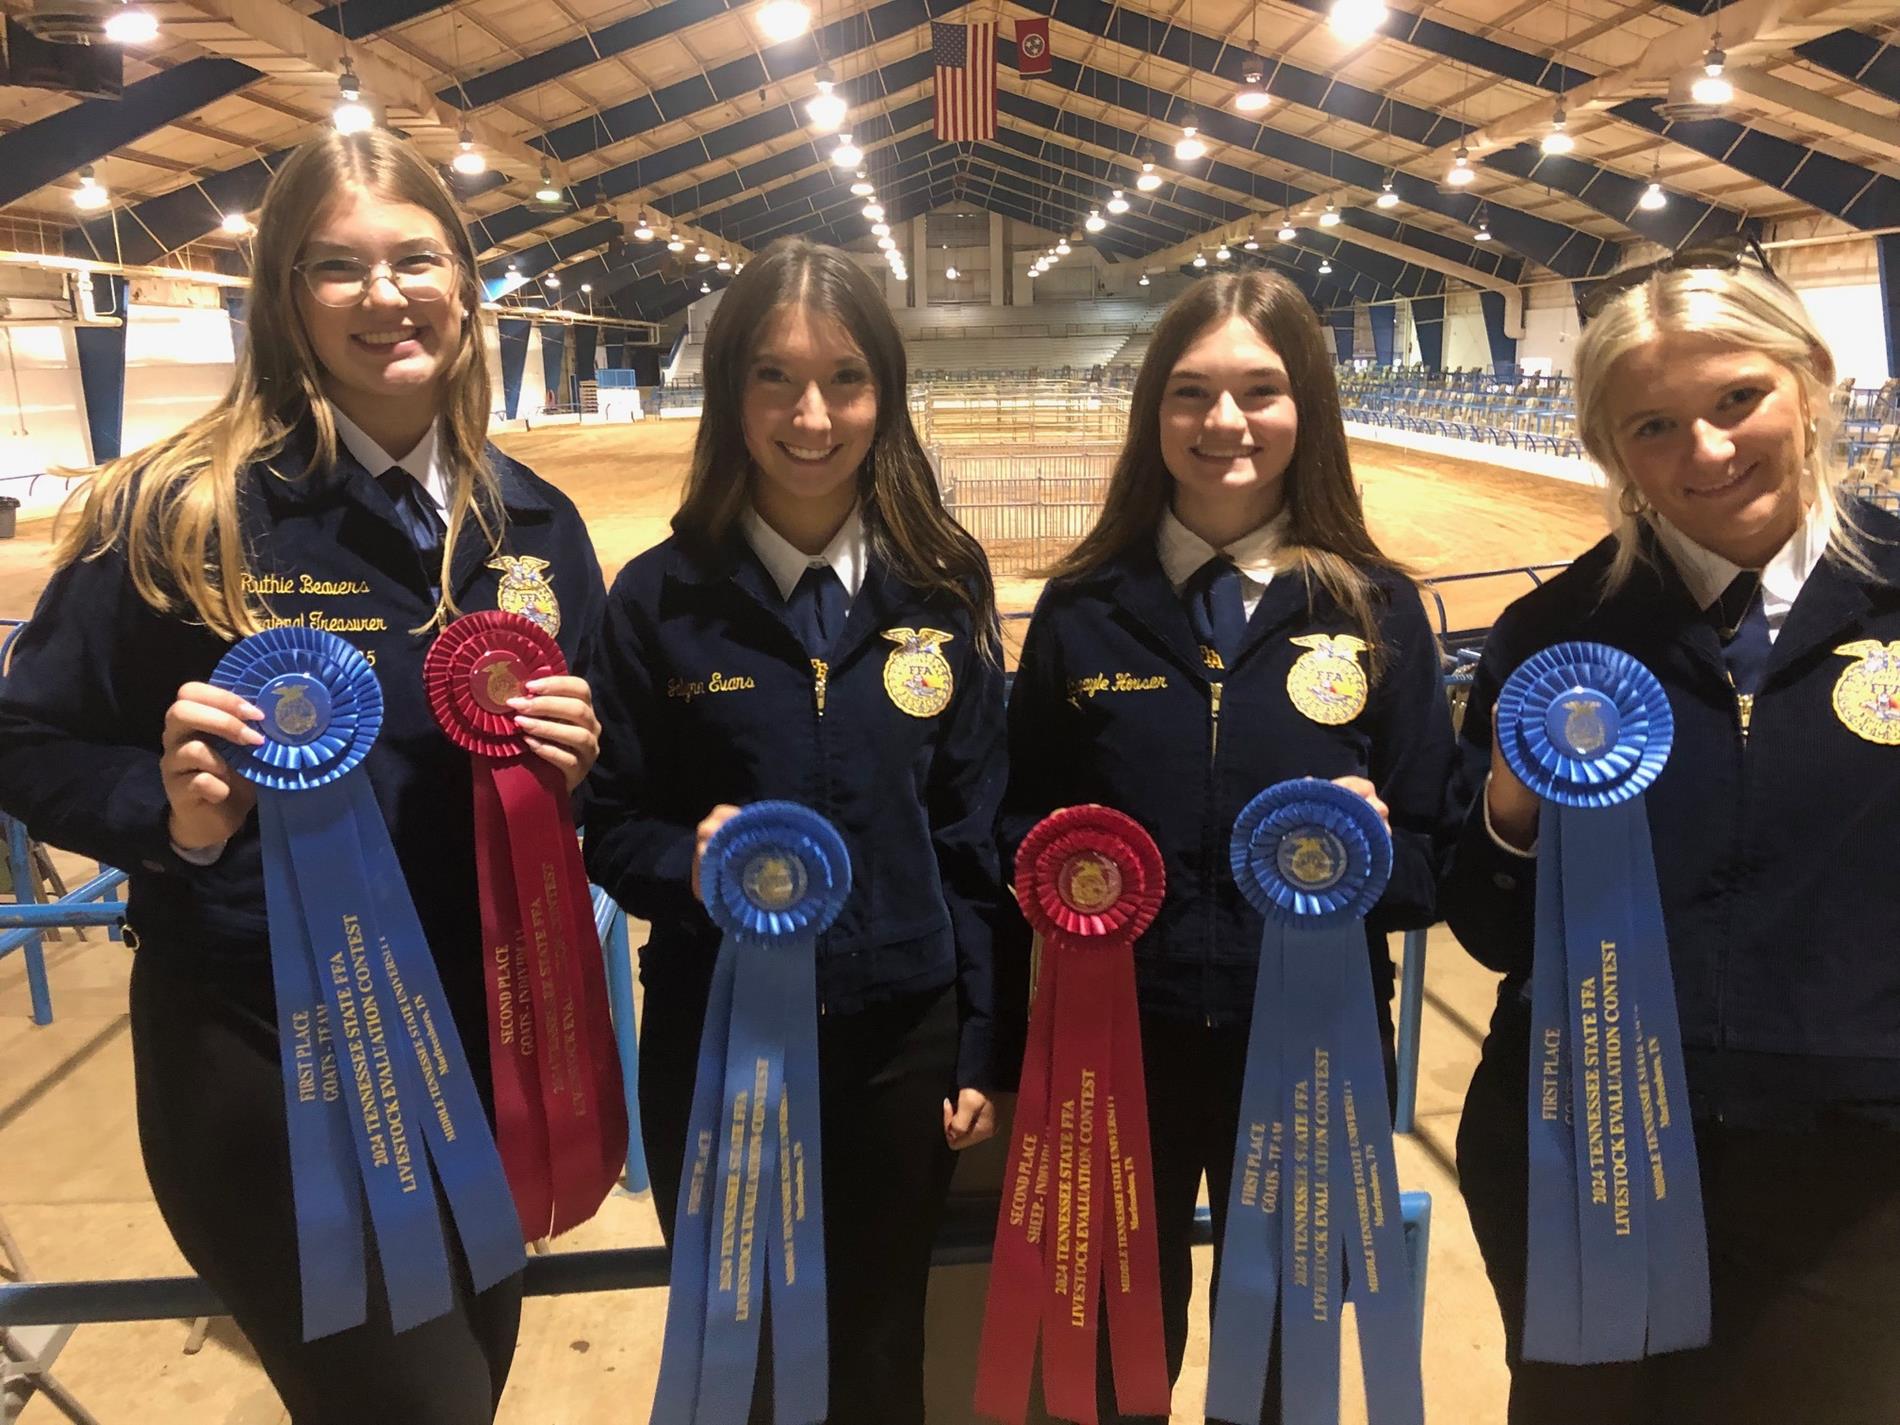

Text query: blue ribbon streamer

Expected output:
[214,627,522,1339]
[1208,779,1421,1425]
[650,802,849,1425]
[1499,641,1709,1365]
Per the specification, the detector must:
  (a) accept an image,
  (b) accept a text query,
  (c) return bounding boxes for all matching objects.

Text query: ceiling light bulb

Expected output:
[701,280,712,293]
[581,282,592,293]
[1319,259,1333,273]
[451,132,486,175]
[1691,71,1734,105]
[71,167,109,212]
[221,211,251,236]
[1235,57,1270,113]
[1107,189,1129,214]
[863,201,885,220]
[667,233,686,252]
[1638,180,1667,211]
[717,255,733,271]
[806,69,847,132]
[695,247,713,262]
[1055,238,1071,255]
[871,222,891,237]
[1278,222,1297,241]
[1192,251,1208,268]
[878,235,896,250]
[1319,203,1341,227]
[850,171,874,196]
[334,99,373,134]
[756,0,810,43]
[1474,219,1493,241]
[544,273,560,288]
[535,167,561,203]
[1137,273,1150,285]
[832,134,863,168]
[1216,244,1231,260]
[103,5,157,43]
[1136,161,1162,192]
[1328,0,1387,42]
[1541,109,1575,155]
[1085,209,1105,232]
[1447,147,1475,186]
[1174,124,1207,161]
[634,212,655,240]
[1376,181,1399,208]
[1243,236,1259,250]
[945,264,960,280]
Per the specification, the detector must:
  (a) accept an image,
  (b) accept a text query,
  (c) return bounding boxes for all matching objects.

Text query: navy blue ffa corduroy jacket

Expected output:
[1000,542,1455,1026]
[0,423,603,1048]
[580,531,1013,1092]
[1441,499,1900,1119]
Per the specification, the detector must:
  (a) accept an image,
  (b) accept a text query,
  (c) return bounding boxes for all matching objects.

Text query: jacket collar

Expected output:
[254,416,552,517]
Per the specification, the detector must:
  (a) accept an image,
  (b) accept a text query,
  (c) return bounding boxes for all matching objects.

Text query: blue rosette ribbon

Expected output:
[1206,779,1422,1425]
[1497,641,1708,1365]
[212,627,523,1342]
[651,801,850,1425]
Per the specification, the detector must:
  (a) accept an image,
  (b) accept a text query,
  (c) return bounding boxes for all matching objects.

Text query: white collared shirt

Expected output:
[1156,506,1290,619]
[741,504,868,605]
[332,408,449,519]
[1649,502,1832,645]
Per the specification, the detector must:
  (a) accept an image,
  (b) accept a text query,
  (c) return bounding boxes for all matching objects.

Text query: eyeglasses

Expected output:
[1575,232,1785,327]
[294,251,458,307]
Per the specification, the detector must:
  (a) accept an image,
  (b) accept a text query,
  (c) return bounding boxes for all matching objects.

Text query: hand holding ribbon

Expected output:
[1206,779,1421,1425]
[975,806,1170,1425]
[160,681,263,850]
[212,627,523,1341]
[424,611,627,1243]
[651,802,850,1425]
[1496,642,1709,1365]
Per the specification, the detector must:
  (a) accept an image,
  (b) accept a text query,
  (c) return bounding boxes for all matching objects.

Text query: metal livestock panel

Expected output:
[933,443,1120,574]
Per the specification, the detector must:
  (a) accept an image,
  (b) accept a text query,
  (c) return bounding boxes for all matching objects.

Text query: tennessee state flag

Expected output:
[1015,17,1052,75]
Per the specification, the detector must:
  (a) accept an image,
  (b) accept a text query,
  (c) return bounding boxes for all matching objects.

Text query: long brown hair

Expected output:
[58,128,502,637]
[672,236,999,659]
[1050,269,1405,669]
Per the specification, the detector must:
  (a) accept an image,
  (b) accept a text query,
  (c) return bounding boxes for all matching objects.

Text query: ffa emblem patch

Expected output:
[488,554,561,636]
[1561,697,1609,757]
[881,628,956,718]
[1286,634,1370,725]
[270,681,319,739]
[1830,640,1900,745]
[1058,852,1122,914]
[1280,829,1347,892]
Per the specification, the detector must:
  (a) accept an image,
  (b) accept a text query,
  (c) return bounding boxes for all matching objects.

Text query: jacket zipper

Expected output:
[811,658,829,717]
[813,654,830,1014]
[1713,679,1752,1063]
[1203,680,1224,1027]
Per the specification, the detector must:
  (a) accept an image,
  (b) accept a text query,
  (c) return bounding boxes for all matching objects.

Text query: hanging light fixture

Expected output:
[1473,210,1493,241]
[633,211,655,240]
[862,201,885,221]
[1328,0,1387,42]
[1192,250,1208,268]
[831,132,863,167]
[1243,233,1259,250]
[1319,202,1341,227]
[1216,243,1231,260]
[756,0,811,43]
[1277,213,1297,241]
[871,221,891,237]
[1107,189,1130,214]
[535,166,562,204]
[1085,209,1106,233]
[1174,117,1207,162]
[1055,236,1072,255]
[700,279,713,293]
[878,235,897,251]
[1376,175,1399,208]
[1691,36,1733,105]
[103,3,158,42]
[333,65,373,134]
[695,246,713,263]
[850,171,875,197]
[544,273,561,289]
[71,166,109,211]
[1319,258,1334,273]
[666,231,687,252]
[1235,53,1270,113]
[1138,272,1151,286]
[1136,159,1162,193]
[1447,145,1475,186]
[806,64,847,132]
[717,251,733,271]
[451,128,486,175]
[1542,105,1575,155]
[1639,154,1668,211]
[580,282,593,293]
[221,210,252,236]
[945,263,960,280]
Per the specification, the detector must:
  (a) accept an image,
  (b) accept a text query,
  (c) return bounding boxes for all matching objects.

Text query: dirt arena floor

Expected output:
[0,419,1611,1424]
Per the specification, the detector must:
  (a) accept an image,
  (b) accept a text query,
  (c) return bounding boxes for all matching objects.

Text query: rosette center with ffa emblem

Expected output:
[651,803,850,1425]
[975,807,1170,1425]
[213,627,523,1341]
[1205,779,1422,1425]
[1497,642,1709,1365]
[425,611,627,1243]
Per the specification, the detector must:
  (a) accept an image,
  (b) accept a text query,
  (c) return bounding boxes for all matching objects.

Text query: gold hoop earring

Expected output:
[1617,483,1651,519]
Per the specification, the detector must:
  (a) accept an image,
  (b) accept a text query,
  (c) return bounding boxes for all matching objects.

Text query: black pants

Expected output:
[1459,1011,1900,1425]
[1100,1012,1400,1425]
[129,953,522,1425]
[641,975,960,1425]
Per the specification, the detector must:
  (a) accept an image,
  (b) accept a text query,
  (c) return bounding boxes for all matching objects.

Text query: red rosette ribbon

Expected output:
[424,611,627,1242]
[976,806,1170,1425]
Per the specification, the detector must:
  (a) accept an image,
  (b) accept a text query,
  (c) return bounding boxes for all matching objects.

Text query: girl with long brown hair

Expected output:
[1001,269,1453,1422]
[0,128,605,1420]
[583,235,1011,1422]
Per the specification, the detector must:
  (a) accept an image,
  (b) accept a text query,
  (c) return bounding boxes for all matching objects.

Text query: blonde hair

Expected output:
[57,128,503,638]
[1574,261,1872,590]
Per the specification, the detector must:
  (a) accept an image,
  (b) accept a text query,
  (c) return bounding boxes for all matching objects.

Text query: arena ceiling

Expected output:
[1,0,1896,324]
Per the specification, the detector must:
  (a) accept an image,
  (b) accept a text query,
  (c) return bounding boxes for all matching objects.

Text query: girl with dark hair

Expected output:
[1002,270,1453,1422]
[583,235,1012,1423]
[0,129,604,1421]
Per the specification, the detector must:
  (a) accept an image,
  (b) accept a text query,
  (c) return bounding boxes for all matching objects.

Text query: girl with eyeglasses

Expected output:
[1446,250,1900,1422]
[0,129,605,1421]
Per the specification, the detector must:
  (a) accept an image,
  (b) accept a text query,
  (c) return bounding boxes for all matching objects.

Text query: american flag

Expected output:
[933,21,996,141]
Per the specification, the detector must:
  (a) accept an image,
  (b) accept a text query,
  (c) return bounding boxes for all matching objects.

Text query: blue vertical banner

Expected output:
[1370,305,1397,367]
[1877,234,1900,381]
[75,274,128,463]
[540,322,568,410]
[1411,296,1444,372]
[497,318,530,420]
[1328,308,1356,364]
[1480,291,1519,378]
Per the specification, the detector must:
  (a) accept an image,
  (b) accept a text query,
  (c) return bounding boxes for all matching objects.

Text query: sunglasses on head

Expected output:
[1575,232,1783,326]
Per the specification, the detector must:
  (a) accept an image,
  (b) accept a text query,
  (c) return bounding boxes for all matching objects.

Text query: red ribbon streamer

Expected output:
[425,612,627,1240]
[976,806,1170,1425]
